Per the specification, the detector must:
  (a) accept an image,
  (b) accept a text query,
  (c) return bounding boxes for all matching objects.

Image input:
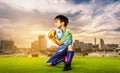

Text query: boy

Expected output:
[46,15,74,71]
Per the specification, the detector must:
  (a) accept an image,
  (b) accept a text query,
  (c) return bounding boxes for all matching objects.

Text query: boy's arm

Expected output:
[48,30,63,46]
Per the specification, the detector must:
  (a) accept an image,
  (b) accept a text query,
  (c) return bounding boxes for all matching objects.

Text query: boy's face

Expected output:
[54,19,64,28]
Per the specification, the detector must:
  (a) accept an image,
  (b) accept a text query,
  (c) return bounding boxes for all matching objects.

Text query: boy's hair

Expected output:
[55,15,69,27]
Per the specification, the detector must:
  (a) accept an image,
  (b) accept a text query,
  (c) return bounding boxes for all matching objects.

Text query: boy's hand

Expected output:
[51,37,63,45]
[48,30,63,46]
[48,30,56,39]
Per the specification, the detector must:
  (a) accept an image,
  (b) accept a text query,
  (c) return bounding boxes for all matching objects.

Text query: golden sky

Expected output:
[0,0,120,48]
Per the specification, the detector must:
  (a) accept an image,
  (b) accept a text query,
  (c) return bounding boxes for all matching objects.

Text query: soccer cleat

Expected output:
[63,63,72,71]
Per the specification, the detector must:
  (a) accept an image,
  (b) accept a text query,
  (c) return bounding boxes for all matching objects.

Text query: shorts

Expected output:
[46,45,68,66]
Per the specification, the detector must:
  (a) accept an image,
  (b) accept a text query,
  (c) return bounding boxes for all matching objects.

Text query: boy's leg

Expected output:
[46,51,63,66]
[67,45,74,64]
[47,57,65,66]
[46,53,58,66]
[63,45,74,71]
[46,45,68,66]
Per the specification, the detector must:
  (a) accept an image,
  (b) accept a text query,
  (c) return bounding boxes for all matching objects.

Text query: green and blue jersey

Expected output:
[54,28,73,46]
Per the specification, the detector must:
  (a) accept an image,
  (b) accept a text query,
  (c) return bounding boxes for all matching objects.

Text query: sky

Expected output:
[0,0,120,48]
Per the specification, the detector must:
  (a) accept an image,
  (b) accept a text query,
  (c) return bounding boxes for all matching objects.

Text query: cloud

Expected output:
[70,0,91,4]
[71,1,120,33]
[0,1,56,47]
[114,28,120,31]
[0,0,120,47]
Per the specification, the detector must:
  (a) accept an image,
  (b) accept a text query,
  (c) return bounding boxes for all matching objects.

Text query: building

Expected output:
[119,43,120,47]
[31,41,39,50]
[94,38,96,45]
[49,45,57,52]
[93,38,99,51]
[0,41,1,52]
[38,35,47,50]
[74,40,81,53]
[1,39,15,53]
[31,35,47,56]
[15,48,31,54]
[0,46,2,53]
[31,35,47,50]
[84,43,93,51]
[79,42,84,51]
[105,44,119,51]
[99,38,105,50]
[46,45,57,56]
[93,44,99,51]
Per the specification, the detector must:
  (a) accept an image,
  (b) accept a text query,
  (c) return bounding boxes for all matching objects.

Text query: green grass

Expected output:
[0,57,120,73]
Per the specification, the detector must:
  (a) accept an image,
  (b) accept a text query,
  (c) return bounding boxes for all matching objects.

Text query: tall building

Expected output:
[73,40,81,53]
[74,40,79,49]
[31,35,47,51]
[1,39,15,53]
[31,35,47,56]
[99,38,105,50]
[93,38,99,51]
[38,35,47,50]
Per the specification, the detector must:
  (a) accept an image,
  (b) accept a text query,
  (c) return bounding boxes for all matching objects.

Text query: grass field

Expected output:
[0,57,120,73]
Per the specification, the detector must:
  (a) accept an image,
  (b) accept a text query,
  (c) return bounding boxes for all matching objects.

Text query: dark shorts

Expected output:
[47,45,68,65]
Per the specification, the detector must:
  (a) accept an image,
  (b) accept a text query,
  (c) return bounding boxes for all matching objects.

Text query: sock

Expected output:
[67,51,74,64]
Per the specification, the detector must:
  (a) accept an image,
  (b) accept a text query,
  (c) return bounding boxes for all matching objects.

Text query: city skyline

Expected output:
[0,36,119,56]
[0,0,120,48]
[0,37,120,48]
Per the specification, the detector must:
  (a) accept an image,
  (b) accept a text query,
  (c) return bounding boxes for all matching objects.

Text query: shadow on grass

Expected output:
[48,61,90,73]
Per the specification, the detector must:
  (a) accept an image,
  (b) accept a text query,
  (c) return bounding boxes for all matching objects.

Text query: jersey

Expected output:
[60,28,73,46]
[54,28,63,40]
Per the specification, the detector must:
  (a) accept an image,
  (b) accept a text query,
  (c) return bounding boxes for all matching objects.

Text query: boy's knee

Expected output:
[46,63,52,66]
[68,45,74,51]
